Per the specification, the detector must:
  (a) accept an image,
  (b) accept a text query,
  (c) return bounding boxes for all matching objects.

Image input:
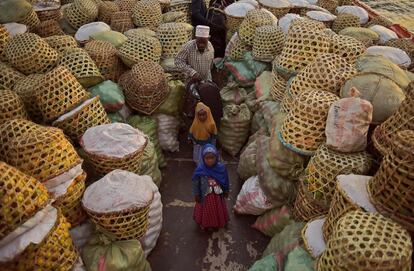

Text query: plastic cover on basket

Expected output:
[302,217,326,258]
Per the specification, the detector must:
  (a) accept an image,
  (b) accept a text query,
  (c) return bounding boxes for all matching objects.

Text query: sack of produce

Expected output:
[220,81,248,107]
[245,90,259,113]
[89,80,125,112]
[139,139,163,186]
[108,112,125,123]
[284,247,315,271]
[251,110,265,135]
[252,206,294,237]
[263,222,305,256]
[368,25,398,44]
[255,71,273,102]
[70,222,94,252]
[237,139,258,180]
[326,87,373,152]
[218,103,251,156]
[0,0,32,24]
[338,27,379,45]
[248,254,279,271]
[234,176,276,215]
[155,80,186,116]
[259,101,281,135]
[154,113,180,152]
[366,45,411,68]
[90,30,128,48]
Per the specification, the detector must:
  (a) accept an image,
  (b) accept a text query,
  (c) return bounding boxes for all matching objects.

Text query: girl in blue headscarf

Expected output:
[192,144,230,230]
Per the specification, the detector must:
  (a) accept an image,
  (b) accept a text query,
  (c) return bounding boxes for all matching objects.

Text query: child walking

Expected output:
[192,144,229,230]
[189,102,218,164]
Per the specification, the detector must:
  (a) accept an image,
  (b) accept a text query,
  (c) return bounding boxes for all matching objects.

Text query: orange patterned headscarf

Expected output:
[190,102,217,141]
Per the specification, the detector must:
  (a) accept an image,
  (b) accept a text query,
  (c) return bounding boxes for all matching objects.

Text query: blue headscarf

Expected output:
[192,144,229,190]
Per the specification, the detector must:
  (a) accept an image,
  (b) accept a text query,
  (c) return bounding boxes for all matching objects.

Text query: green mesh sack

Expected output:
[90,30,128,48]
[248,254,279,271]
[108,112,125,123]
[237,138,257,180]
[284,247,315,271]
[263,222,305,257]
[155,80,185,116]
[252,206,294,237]
[220,81,248,108]
[89,80,125,112]
[139,139,162,187]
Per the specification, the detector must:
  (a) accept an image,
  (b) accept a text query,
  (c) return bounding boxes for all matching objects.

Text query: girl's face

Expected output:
[204,152,216,167]
[197,110,207,122]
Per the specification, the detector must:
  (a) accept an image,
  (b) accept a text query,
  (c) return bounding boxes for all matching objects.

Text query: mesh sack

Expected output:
[162,11,186,23]
[304,144,372,205]
[52,96,111,142]
[270,71,287,102]
[329,33,366,64]
[331,13,360,33]
[368,130,414,232]
[318,210,412,271]
[34,19,65,37]
[157,22,190,58]
[316,0,337,13]
[0,61,24,90]
[292,179,328,221]
[167,2,191,23]
[258,0,291,18]
[59,48,104,87]
[279,90,339,155]
[0,25,10,62]
[253,25,286,62]
[132,0,162,30]
[119,61,168,115]
[44,34,78,54]
[116,0,137,12]
[237,139,257,180]
[85,40,122,82]
[18,9,41,30]
[98,1,120,24]
[0,89,28,124]
[117,35,162,67]
[5,33,58,75]
[239,9,276,46]
[139,139,162,187]
[64,0,98,29]
[0,161,49,240]
[385,38,414,61]
[110,11,134,33]
[12,74,44,122]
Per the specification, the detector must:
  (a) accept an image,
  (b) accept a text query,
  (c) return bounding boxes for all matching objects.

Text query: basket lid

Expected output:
[3,23,27,37]
[337,174,377,213]
[287,0,309,7]
[303,217,326,258]
[224,2,255,17]
[258,0,290,8]
[82,170,154,213]
[75,22,111,42]
[306,11,336,22]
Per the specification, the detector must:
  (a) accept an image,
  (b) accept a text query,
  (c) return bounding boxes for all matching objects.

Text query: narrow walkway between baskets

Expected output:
[147,132,268,271]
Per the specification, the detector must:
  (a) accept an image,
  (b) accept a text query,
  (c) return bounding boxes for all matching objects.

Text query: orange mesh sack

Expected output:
[238,9,276,46]
[34,66,89,122]
[12,74,44,122]
[64,0,98,29]
[110,11,134,33]
[5,33,58,75]
[0,89,28,124]
[34,19,64,37]
[85,40,122,82]
[82,170,154,240]
[253,25,286,62]
[0,25,10,62]
[331,13,360,33]
[329,33,366,64]
[318,210,412,271]
[132,0,162,30]
[368,130,414,232]
[157,22,190,58]
[59,48,104,87]
[44,35,78,54]
[119,61,169,114]
[117,35,162,67]
[279,90,339,156]
[0,161,49,240]
[98,1,120,24]
[0,62,24,90]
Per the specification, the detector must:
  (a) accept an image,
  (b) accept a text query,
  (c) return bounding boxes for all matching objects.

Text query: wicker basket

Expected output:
[304,145,372,205]
[368,130,414,232]
[238,9,275,46]
[162,11,186,23]
[0,61,25,90]
[0,89,28,125]
[119,61,168,115]
[0,162,49,240]
[19,9,41,31]
[116,0,137,12]
[53,96,111,142]
[98,1,120,24]
[318,210,412,271]
[110,11,134,33]
[167,1,191,23]
[280,88,294,113]
[366,15,394,28]
[59,48,104,87]
[34,3,62,22]
[64,0,98,29]
[0,25,10,62]
[316,0,338,13]
[332,13,360,33]
[34,66,89,122]
[117,35,162,67]
[85,40,122,82]
[252,25,285,62]
[287,18,326,34]
[258,0,291,18]
[157,22,190,58]
[5,33,58,75]
[292,179,329,221]
[44,34,78,54]
[12,74,44,122]
[385,38,414,60]
[270,71,287,102]
[225,13,243,35]
[35,19,65,37]
[279,90,339,155]
[229,34,249,60]
[329,34,366,64]
[132,0,162,30]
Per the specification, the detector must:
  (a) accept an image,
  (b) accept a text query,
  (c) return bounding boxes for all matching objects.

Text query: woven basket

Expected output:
[110,11,134,33]
[279,90,339,155]
[0,162,49,240]
[44,34,78,54]
[0,89,28,125]
[332,13,360,33]
[53,172,87,227]
[329,34,366,64]
[162,11,186,23]
[85,40,122,82]
[98,1,120,24]
[385,38,414,60]
[157,22,190,58]
[239,9,275,46]
[19,9,41,31]
[132,0,162,30]
[280,89,294,113]
[0,62,24,90]
[5,33,58,75]
[12,74,44,122]
[287,18,326,34]
[167,2,191,23]
[119,61,168,115]
[252,25,285,62]
[368,130,414,232]
[289,53,356,97]
[53,96,111,142]
[229,34,249,60]
[292,179,329,221]
[59,48,104,87]
[34,66,89,122]
[304,145,372,205]
[226,14,243,35]
[5,130,81,183]
[372,82,414,156]
[0,25,10,62]
[270,71,287,102]
[117,35,162,67]
[316,0,338,13]
[35,19,65,37]
[35,4,62,22]
[366,15,394,28]
[318,210,412,271]
[116,0,137,12]
[258,0,291,18]
[64,0,98,29]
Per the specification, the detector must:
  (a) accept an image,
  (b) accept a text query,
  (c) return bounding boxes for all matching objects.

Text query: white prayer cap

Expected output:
[195,25,210,38]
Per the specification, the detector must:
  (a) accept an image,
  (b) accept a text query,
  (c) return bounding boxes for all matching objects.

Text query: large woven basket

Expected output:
[228,34,249,60]
[329,34,366,64]
[167,1,191,23]
[44,34,79,54]
[252,25,285,62]
[110,11,134,33]
[238,9,275,46]
[34,1,62,22]
[280,88,294,113]
[12,74,44,122]
[35,19,65,37]
[279,90,339,156]
[0,62,24,90]
[85,40,122,82]
[162,11,186,23]
[98,1,120,24]
[368,130,414,232]
[318,210,412,271]
[287,17,326,34]
[0,162,49,240]
[132,0,162,30]
[5,33,58,75]
[0,89,28,125]
[53,96,111,142]
[332,13,360,33]
[292,179,329,221]
[0,25,10,62]
[34,66,89,122]
[316,0,338,13]
[64,0,98,29]
[304,145,372,205]
[270,71,287,102]
[119,61,169,115]
[157,22,190,58]
[19,9,41,31]
[117,35,162,67]
[116,0,137,12]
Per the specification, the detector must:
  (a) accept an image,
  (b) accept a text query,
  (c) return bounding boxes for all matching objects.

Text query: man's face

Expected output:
[196,37,208,53]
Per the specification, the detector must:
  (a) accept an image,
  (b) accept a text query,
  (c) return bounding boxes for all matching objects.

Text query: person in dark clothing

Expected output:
[191,0,209,27]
